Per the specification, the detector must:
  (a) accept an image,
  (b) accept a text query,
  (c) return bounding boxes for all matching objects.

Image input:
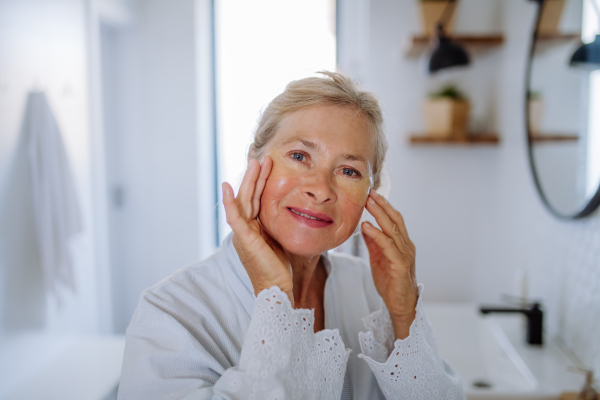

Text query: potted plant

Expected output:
[419,0,457,37]
[528,91,544,135]
[423,85,470,139]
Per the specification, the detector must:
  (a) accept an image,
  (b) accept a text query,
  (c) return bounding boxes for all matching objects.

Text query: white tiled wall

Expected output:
[528,210,600,379]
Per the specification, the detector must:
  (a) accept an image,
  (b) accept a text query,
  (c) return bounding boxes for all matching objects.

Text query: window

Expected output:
[215,0,337,240]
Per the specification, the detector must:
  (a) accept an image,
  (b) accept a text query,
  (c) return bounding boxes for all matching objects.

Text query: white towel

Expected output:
[24,91,82,299]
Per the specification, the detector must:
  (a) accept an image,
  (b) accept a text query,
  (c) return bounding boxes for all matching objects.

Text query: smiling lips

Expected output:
[287,207,333,228]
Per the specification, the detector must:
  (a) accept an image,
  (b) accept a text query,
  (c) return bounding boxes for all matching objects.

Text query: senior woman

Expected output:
[118,72,465,400]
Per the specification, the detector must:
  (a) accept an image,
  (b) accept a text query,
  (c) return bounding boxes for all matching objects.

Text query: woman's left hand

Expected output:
[361,190,418,340]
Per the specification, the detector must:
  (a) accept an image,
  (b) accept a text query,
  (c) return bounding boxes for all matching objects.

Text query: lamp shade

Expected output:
[429,36,470,74]
[570,35,600,71]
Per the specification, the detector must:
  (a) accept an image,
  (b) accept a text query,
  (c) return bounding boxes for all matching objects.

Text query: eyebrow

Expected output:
[340,153,366,162]
[281,136,318,149]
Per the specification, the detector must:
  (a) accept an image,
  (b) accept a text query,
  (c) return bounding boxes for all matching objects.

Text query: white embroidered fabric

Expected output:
[215,285,465,400]
[358,284,465,399]
[216,286,351,400]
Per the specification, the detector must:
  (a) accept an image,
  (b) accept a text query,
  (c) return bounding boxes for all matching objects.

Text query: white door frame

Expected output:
[85,0,137,334]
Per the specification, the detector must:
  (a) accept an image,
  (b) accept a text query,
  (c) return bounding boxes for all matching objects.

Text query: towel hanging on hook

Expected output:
[23,91,82,301]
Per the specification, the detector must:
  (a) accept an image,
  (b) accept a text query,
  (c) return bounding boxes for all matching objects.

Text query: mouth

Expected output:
[287,207,333,225]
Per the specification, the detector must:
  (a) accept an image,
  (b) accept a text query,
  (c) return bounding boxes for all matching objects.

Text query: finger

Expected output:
[365,196,413,257]
[237,159,261,219]
[222,182,254,239]
[361,229,386,268]
[251,156,272,219]
[361,221,408,271]
[370,191,412,245]
[369,191,415,254]
[364,221,417,286]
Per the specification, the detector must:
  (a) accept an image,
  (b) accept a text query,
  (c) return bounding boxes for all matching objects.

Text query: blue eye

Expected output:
[292,153,305,161]
[343,168,356,176]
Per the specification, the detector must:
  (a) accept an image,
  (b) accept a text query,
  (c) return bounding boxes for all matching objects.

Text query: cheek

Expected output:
[261,175,296,206]
[259,176,298,230]
[337,198,364,234]
[336,177,371,207]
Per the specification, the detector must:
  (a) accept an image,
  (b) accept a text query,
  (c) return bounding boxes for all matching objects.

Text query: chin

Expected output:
[277,234,334,257]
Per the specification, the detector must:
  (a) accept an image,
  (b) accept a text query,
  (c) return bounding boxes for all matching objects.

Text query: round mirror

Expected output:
[526,0,600,218]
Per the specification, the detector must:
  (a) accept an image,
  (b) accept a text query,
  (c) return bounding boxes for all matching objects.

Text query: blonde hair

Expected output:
[249,71,388,190]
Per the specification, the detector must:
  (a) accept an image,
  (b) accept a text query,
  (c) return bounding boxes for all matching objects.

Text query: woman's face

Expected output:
[258,105,375,257]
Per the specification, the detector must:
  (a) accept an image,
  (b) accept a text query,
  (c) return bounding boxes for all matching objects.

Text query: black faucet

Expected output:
[479,302,543,345]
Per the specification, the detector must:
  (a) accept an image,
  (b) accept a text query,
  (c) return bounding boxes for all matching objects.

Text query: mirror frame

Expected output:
[525,0,600,219]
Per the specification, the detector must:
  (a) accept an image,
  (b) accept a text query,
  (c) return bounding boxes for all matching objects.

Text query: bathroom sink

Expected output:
[424,303,583,400]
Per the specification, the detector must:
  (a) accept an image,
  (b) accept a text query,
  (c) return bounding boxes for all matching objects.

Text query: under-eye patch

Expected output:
[266,150,372,207]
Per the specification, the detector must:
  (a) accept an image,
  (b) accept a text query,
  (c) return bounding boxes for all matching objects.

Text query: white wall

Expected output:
[0,0,100,395]
[363,0,600,378]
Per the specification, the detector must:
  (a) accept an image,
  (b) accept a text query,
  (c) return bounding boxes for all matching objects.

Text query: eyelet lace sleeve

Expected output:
[357,284,466,400]
[213,286,351,400]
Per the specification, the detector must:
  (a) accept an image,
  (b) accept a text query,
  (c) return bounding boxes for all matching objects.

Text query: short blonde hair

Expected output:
[249,71,388,190]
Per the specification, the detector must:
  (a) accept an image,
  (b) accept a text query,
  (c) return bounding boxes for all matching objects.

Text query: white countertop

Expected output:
[2,335,125,400]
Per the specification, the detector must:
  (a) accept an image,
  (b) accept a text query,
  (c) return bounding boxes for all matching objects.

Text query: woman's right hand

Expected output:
[222,157,295,306]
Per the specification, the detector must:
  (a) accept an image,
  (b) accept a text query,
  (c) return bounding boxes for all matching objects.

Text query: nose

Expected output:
[301,168,337,204]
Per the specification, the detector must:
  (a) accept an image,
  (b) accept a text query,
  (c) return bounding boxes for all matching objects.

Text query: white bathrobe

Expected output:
[118,233,465,400]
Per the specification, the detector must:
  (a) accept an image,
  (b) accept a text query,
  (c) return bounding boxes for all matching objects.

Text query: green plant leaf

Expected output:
[428,84,467,100]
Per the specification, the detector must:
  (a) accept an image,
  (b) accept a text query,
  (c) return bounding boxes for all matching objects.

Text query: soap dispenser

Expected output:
[579,371,598,400]
[560,369,599,400]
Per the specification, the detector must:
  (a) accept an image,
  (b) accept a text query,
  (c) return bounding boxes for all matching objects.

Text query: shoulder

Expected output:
[130,251,234,329]
[120,251,244,392]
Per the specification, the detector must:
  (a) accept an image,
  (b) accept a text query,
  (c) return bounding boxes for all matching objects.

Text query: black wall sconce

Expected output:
[429,0,471,74]
[569,0,600,70]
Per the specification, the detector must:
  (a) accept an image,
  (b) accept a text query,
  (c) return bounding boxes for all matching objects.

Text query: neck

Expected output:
[287,252,324,307]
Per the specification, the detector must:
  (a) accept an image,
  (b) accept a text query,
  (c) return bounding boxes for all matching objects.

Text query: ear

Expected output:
[247,145,257,165]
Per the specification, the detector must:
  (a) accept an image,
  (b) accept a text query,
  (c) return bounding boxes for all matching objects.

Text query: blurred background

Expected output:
[0,0,599,399]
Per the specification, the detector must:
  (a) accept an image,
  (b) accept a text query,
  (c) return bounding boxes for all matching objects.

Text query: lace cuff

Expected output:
[357,284,465,399]
[215,286,351,400]
[357,295,396,363]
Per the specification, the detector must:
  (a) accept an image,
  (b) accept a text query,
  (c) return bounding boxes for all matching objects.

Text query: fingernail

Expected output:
[368,197,376,205]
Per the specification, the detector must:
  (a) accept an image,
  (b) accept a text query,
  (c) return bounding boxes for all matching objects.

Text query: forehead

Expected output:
[270,105,375,161]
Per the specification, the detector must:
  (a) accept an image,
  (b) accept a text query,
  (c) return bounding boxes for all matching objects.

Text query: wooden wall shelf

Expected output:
[536,33,580,41]
[534,33,580,53]
[410,133,500,145]
[529,133,579,142]
[405,34,504,57]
